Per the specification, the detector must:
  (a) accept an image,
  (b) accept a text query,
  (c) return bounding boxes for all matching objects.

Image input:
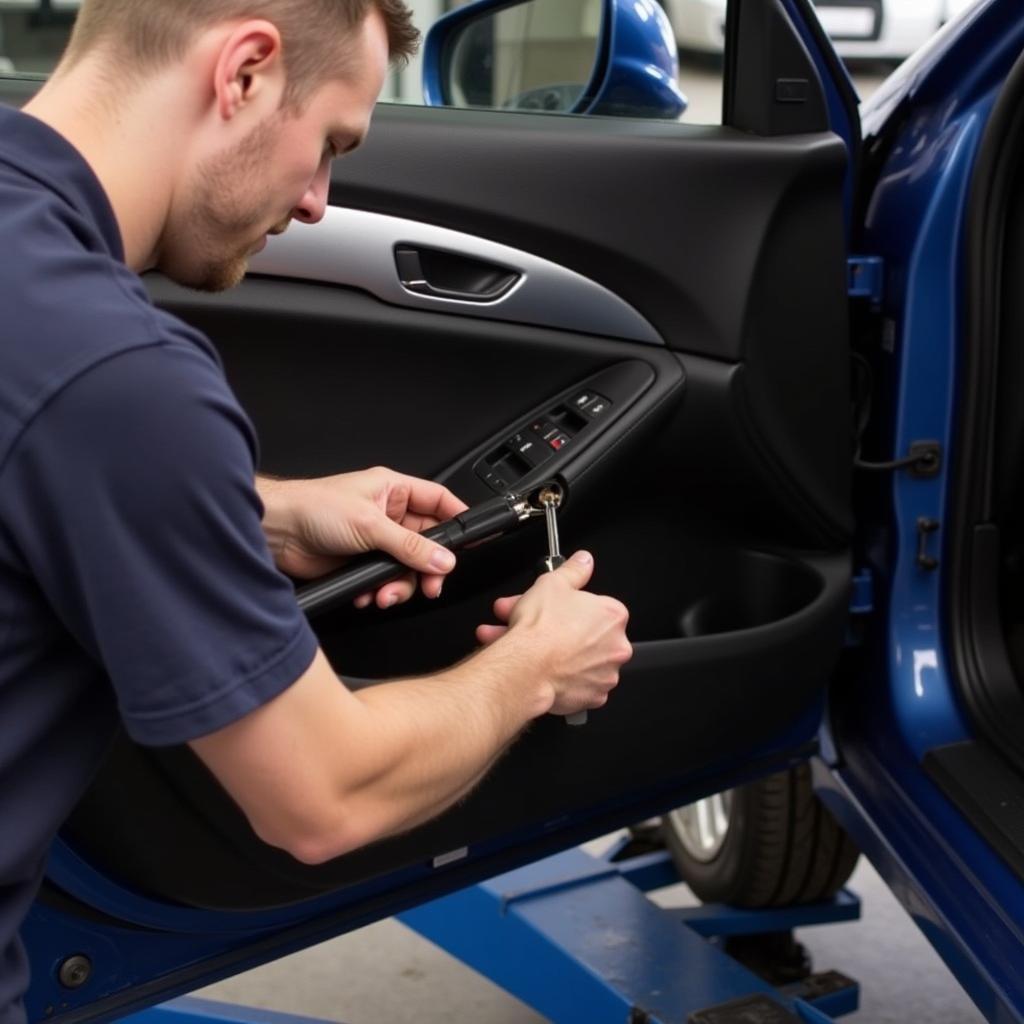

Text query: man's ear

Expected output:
[213,19,285,122]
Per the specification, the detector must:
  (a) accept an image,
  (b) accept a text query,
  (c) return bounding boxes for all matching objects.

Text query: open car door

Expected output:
[2,0,863,1018]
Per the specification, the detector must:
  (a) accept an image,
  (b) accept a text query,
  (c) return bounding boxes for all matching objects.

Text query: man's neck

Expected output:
[23,58,183,271]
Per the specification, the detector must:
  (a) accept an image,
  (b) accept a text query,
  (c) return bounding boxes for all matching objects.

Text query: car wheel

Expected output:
[661,764,859,907]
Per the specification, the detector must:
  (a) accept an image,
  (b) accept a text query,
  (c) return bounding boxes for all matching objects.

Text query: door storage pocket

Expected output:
[678,550,823,639]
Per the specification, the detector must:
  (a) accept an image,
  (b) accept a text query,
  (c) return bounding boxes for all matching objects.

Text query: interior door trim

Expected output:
[248,207,664,346]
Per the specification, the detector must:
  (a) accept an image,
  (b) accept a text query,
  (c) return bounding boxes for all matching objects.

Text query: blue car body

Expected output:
[814,1,1024,1018]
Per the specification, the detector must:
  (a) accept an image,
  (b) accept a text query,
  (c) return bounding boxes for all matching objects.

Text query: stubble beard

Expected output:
[167,116,282,293]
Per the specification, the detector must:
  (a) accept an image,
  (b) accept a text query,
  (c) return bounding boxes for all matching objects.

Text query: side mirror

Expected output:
[422,0,687,120]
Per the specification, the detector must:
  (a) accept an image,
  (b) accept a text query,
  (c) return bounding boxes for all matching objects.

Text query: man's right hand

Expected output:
[475,550,632,718]
[192,549,632,865]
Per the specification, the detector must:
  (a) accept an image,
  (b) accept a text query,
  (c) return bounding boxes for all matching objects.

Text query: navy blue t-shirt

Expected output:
[0,105,319,1022]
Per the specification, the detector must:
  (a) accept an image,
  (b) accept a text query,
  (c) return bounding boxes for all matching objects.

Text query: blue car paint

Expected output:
[589,0,687,118]
[422,0,686,119]
[811,0,1024,1018]
[860,0,1011,140]
[875,101,989,761]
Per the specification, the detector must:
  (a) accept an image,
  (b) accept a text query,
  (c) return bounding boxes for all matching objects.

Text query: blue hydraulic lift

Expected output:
[124,837,860,1024]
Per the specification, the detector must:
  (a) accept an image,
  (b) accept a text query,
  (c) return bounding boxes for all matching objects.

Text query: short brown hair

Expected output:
[64,0,419,105]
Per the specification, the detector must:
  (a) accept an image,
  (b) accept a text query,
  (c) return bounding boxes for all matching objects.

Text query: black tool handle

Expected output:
[296,493,523,618]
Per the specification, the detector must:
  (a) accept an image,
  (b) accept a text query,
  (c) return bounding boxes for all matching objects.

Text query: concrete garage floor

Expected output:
[202,64,971,1024]
[198,849,984,1023]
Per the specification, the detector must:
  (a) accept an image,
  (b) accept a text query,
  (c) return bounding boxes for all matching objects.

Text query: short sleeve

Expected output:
[0,341,318,746]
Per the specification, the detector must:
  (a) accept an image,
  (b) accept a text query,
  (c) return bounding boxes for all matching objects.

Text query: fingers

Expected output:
[351,475,463,604]
[354,572,418,610]
[375,572,417,609]
[368,514,458,579]
[552,550,595,590]
[388,471,469,523]
[368,477,463,594]
[473,595,522,644]
[476,623,509,646]
[419,572,446,600]
[395,511,436,535]
[492,594,522,623]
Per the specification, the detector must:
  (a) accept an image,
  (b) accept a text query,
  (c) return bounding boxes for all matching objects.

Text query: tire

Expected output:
[661,764,860,907]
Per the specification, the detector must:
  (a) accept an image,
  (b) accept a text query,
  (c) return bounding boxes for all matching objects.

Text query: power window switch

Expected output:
[548,433,571,452]
[571,390,599,412]
[478,467,509,492]
[582,395,612,418]
[510,432,551,467]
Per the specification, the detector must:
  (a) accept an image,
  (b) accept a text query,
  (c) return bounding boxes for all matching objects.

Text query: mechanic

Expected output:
[0,1,634,1020]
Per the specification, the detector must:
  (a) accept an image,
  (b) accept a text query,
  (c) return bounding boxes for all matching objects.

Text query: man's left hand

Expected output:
[256,468,468,609]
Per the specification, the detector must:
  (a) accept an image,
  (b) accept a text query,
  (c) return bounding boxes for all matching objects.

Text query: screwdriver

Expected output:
[538,486,587,727]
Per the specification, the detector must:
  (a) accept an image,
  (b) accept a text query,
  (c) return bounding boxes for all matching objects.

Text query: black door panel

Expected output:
[3,13,853,959]
[147,278,680,492]
[153,273,848,544]
[327,107,846,362]
[63,246,851,910]
[327,108,852,543]
[64,537,847,910]
[336,108,851,541]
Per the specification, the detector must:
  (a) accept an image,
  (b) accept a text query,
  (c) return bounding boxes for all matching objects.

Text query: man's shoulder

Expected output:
[0,152,215,354]
[1,164,168,335]
[0,226,223,468]
[0,327,255,506]
[0,144,236,469]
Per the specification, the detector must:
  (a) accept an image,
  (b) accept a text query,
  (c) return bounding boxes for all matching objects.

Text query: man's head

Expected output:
[64,0,418,112]
[59,0,418,290]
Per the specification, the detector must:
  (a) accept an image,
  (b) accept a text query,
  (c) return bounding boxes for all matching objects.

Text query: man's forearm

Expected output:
[189,551,626,866]
[340,640,550,842]
[348,647,548,831]
[191,640,554,865]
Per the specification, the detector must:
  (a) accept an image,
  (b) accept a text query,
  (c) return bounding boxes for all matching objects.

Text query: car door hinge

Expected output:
[848,255,884,306]
[917,517,941,571]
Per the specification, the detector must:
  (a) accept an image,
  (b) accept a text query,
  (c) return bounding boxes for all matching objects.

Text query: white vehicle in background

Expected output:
[662,0,980,63]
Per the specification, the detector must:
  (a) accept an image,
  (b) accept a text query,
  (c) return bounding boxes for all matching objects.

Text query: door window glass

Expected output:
[0,0,976,122]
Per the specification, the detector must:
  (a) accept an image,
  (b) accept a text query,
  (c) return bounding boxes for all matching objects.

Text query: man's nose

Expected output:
[292,160,330,225]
